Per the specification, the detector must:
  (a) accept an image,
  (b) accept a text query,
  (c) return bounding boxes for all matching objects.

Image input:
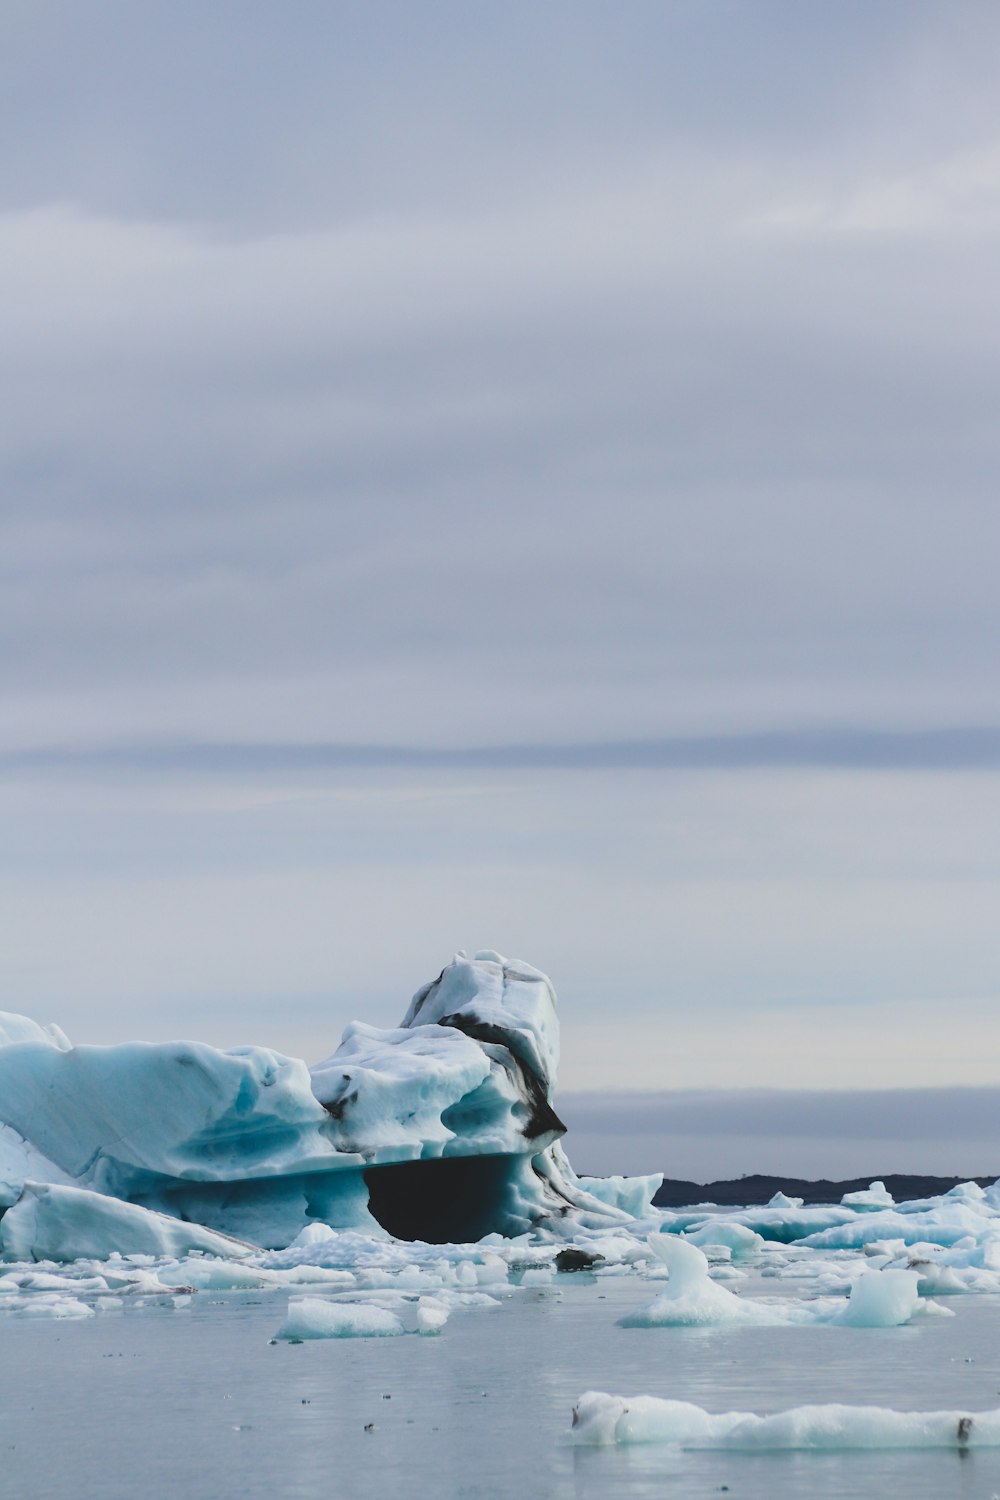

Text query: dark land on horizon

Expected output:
[653,1173,996,1208]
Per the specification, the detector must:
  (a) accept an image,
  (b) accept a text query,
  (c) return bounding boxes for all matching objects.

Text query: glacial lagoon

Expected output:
[4,952,1000,1497]
[4,1269,1000,1500]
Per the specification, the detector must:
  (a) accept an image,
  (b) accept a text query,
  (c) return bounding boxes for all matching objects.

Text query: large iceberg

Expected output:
[0,950,659,1259]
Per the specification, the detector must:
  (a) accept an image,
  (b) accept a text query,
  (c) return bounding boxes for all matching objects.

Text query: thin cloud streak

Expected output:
[6,727,1000,777]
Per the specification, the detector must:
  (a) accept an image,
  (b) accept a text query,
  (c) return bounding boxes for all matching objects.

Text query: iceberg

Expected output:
[0,953,659,1258]
[416,1295,450,1333]
[570,1391,1000,1448]
[841,1180,895,1209]
[6,1293,95,1320]
[273,1295,405,1340]
[620,1235,921,1328]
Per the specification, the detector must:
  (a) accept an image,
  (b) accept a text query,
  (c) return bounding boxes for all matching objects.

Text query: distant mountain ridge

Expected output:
[654,1173,996,1208]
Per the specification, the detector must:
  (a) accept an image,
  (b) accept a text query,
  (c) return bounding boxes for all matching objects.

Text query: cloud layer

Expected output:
[3,4,999,1113]
[5,3,1000,751]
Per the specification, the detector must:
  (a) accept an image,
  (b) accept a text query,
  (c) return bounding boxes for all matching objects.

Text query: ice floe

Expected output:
[274,1296,405,1340]
[570,1391,1000,1448]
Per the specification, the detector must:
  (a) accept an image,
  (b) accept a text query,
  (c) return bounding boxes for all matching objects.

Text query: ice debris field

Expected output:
[4,950,1000,1466]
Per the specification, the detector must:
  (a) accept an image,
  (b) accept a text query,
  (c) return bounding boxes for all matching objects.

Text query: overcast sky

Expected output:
[3,4,1000,1173]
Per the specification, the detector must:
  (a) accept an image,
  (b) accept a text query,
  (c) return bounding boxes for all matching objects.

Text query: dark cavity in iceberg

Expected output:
[0,951,660,1259]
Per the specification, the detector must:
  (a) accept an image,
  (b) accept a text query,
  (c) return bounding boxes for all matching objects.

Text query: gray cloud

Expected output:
[6,726,1000,776]
[3,4,1000,1101]
[560,1086,1000,1143]
[4,4,1000,753]
[558,1087,1000,1178]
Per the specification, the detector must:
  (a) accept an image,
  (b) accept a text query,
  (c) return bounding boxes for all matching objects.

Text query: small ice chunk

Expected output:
[7,1294,95,1319]
[841,1181,895,1209]
[274,1296,404,1340]
[474,1252,509,1286]
[157,1259,281,1291]
[270,1265,357,1288]
[620,1236,760,1326]
[682,1222,764,1258]
[834,1270,920,1327]
[287,1223,339,1248]
[416,1297,450,1334]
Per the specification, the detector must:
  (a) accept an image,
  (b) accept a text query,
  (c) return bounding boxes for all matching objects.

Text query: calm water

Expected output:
[2,1275,1000,1499]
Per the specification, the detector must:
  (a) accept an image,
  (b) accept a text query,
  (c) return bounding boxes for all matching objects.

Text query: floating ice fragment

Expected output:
[621,1235,921,1328]
[416,1296,450,1334]
[834,1267,919,1327]
[520,1266,555,1286]
[620,1236,767,1326]
[274,1296,405,1340]
[156,1259,282,1291]
[841,1181,895,1209]
[570,1391,1000,1449]
[5,1293,95,1319]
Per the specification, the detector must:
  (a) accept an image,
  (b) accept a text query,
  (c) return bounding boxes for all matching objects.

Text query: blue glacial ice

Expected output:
[0,1181,258,1262]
